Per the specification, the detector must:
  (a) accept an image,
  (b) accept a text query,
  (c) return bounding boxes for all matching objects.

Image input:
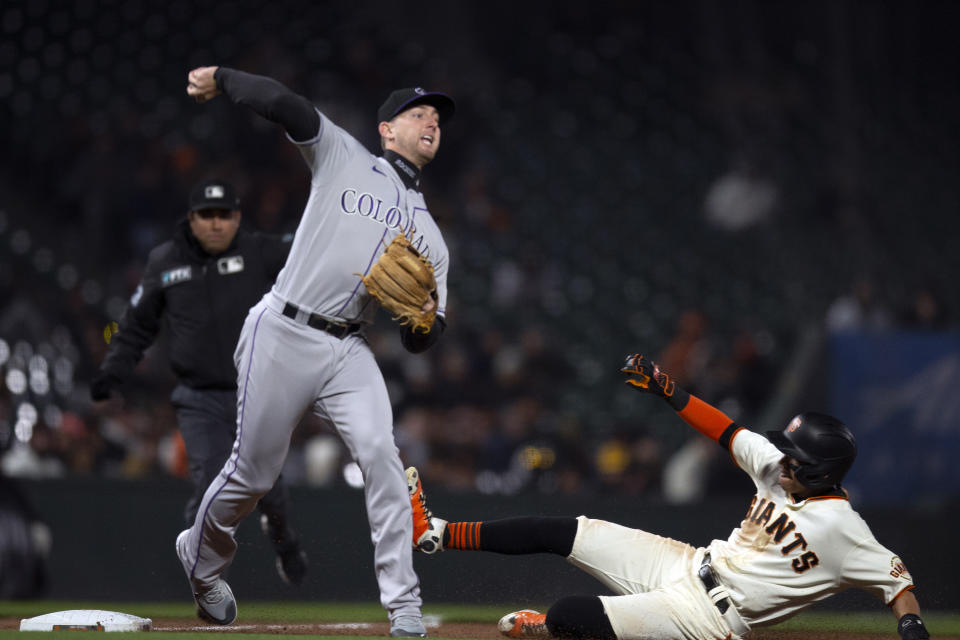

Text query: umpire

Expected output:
[91,178,308,586]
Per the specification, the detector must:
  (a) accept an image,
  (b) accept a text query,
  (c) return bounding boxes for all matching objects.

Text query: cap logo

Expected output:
[787,417,802,433]
[204,185,225,199]
[414,87,425,95]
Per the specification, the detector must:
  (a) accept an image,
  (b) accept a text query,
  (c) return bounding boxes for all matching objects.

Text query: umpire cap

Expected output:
[189,179,240,212]
[378,87,455,125]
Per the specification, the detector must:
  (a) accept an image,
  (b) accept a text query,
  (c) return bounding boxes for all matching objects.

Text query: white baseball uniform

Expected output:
[567,429,915,640]
[178,109,448,621]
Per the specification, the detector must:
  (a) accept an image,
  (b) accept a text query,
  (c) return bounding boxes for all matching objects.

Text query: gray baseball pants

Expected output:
[177,294,421,621]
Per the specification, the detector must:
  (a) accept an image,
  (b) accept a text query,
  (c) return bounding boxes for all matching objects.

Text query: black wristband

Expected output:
[665,385,690,412]
[400,316,446,354]
[898,613,929,640]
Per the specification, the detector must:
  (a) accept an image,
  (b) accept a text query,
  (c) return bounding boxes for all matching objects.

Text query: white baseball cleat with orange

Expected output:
[406,467,446,553]
[498,610,550,638]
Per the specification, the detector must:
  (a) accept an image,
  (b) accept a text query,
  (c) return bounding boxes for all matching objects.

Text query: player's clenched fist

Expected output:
[620,353,676,398]
[187,66,221,103]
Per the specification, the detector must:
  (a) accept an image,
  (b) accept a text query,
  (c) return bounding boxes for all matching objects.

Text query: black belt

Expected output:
[698,553,731,614]
[282,303,360,338]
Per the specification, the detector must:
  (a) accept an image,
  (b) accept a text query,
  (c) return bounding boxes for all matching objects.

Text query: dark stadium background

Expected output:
[0,0,958,609]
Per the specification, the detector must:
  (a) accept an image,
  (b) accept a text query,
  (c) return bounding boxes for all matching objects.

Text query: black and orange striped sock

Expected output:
[444,522,482,550]
[443,517,577,555]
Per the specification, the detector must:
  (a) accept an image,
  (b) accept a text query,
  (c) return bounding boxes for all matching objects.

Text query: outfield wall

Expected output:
[15,478,957,612]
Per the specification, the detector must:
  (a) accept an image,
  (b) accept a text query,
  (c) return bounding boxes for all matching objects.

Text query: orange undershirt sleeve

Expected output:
[677,395,736,442]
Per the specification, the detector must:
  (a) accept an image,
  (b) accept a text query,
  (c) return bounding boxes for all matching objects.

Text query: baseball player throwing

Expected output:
[405,354,930,640]
[178,66,454,637]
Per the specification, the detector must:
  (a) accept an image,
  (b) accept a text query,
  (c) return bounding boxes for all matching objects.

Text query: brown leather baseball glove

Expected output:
[362,232,437,334]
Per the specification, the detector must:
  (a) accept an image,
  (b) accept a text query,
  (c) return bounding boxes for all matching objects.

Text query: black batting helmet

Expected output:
[766,412,857,490]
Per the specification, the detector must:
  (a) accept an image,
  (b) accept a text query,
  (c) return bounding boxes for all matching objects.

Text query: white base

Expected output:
[20,610,152,632]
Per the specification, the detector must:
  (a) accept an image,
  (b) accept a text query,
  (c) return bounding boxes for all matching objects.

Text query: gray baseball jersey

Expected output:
[178,107,446,624]
[274,110,449,324]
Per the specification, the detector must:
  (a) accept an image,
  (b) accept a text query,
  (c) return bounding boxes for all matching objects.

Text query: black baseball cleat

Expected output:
[261,514,308,586]
[276,545,308,587]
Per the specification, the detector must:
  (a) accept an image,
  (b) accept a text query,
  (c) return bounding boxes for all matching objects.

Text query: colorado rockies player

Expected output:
[178,66,454,636]
[405,354,930,640]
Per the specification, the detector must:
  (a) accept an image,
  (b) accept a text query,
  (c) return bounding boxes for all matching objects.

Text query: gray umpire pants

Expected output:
[171,384,294,545]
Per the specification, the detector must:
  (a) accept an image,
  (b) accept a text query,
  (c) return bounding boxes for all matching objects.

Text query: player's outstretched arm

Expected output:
[892,591,930,640]
[186,66,319,141]
[620,353,741,447]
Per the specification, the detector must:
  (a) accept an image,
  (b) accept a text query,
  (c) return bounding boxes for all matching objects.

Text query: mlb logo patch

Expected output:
[217,255,245,275]
[205,185,225,199]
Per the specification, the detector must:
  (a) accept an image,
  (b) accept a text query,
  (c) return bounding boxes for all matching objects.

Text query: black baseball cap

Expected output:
[189,179,240,211]
[377,87,455,125]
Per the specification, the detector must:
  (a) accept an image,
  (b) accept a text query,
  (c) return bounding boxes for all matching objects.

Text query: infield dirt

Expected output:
[2,617,958,639]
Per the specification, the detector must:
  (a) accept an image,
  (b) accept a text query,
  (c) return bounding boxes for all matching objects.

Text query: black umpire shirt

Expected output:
[100,218,292,390]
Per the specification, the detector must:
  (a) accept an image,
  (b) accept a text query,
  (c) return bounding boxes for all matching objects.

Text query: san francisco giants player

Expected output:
[404,354,930,640]
[177,66,454,637]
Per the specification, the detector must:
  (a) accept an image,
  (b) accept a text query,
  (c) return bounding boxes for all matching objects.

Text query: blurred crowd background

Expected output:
[1,1,958,507]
